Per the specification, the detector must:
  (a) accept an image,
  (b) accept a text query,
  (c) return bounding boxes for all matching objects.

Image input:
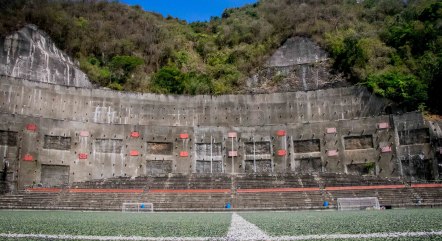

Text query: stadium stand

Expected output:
[1,173,441,211]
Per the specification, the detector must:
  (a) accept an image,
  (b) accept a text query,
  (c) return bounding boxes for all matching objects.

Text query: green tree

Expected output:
[109,55,144,83]
[366,71,428,109]
[150,65,185,94]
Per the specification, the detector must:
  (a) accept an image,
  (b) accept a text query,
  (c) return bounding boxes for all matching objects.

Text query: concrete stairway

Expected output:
[1,173,441,211]
[0,191,60,209]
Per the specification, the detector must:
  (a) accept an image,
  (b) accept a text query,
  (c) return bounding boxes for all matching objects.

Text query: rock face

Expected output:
[266,37,328,67]
[246,37,349,93]
[0,25,92,88]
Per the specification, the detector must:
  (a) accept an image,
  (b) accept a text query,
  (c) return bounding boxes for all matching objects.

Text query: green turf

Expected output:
[312,239,442,241]
[239,208,442,236]
[0,210,231,237]
[1,209,442,240]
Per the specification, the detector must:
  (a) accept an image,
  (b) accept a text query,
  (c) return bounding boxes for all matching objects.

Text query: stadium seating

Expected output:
[0,173,441,211]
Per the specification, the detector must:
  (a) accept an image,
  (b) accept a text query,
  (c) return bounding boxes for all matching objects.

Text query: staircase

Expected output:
[1,173,441,211]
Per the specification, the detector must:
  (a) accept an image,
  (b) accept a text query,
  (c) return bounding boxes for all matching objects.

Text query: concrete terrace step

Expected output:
[1,174,441,211]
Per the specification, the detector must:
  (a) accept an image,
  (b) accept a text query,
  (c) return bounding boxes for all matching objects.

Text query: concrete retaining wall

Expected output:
[0,76,439,189]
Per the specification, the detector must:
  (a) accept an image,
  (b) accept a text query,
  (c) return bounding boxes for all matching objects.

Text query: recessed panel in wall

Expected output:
[297,157,322,173]
[344,135,373,150]
[0,130,17,146]
[293,139,320,153]
[40,165,69,187]
[43,135,71,150]
[398,128,430,145]
[196,160,222,173]
[438,156,442,176]
[196,143,222,157]
[347,163,375,175]
[94,139,123,153]
[146,160,172,175]
[146,142,173,155]
[245,159,272,173]
[401,158,432,180]
[245,142,271,155]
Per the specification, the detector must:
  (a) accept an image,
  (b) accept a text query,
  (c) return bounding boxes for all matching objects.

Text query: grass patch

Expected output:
[239,209,442,236]
[0,210,231,237]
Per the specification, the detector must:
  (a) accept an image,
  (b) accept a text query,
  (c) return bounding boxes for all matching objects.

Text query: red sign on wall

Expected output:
[26,124,37,132]
[180,133,189,139]
[277,149,287,156]
[326,128,337,134]
[228,151,238,157]
[179,151,189,157]
[78,153,88,159]
[381,146,392,153]
[23,154,33,161]
[327,150,338,157]
[276,130,286,137]
[377,122,390,129]
[79,131,89,137]
[130,150,139,156]
[130,132,140,138]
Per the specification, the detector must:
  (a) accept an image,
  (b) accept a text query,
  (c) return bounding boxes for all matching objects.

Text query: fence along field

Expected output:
[0,209,442,240]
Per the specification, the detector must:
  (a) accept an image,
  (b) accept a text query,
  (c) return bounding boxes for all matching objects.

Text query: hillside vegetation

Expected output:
[0,0,441,113]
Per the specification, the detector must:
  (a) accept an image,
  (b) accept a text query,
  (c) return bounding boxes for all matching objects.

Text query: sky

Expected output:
[120,0,258,22]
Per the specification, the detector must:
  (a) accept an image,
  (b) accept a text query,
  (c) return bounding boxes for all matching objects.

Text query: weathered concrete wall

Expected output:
[0,25,92,88]
[432,121,442,175]
[246,37,348,93]
[0,129,18,193]
[393,113,436,181]
[0,77,438,188]
[0,75,389,126]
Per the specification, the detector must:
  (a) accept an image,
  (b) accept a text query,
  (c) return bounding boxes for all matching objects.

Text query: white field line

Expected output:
[1,231,442,241]
[0,233,221,241]
[226,212,269,240]
[273,231,442,240]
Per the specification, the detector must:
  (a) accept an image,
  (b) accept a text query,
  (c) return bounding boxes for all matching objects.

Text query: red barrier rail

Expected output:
[149,189,231,194]
[69,189,144,193]
[325,185,405,191]
[237,187,320,193]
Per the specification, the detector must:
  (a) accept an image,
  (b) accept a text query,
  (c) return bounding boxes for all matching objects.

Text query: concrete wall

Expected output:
[0,76,439,189]
[0,75,389,126]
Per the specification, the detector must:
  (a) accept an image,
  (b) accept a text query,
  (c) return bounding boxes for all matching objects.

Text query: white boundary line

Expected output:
[0,234,220,241]
[273,231,442,240]
[1,231,442,241]
[227,212,269,240]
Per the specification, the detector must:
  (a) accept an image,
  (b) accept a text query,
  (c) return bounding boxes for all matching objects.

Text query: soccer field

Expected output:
[0,209,441,240]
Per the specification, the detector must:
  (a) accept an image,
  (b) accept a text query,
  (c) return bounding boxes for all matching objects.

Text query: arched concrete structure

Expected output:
[0,75,438,190]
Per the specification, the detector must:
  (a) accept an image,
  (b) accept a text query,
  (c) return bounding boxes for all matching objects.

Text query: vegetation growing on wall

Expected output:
[0,0,440,113]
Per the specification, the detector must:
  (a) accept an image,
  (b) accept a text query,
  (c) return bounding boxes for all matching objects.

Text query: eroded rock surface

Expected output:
[0,25,92,88]
[246,37,349,93]
[266,37,328,67]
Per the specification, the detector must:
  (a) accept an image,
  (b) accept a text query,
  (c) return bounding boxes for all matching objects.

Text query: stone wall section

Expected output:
[0,76,389,127]
[0,25,92,88]
[246,37,349,93]
[0,107,439,188]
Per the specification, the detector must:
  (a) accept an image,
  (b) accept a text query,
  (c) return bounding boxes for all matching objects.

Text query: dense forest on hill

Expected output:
[0,0,441,113]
